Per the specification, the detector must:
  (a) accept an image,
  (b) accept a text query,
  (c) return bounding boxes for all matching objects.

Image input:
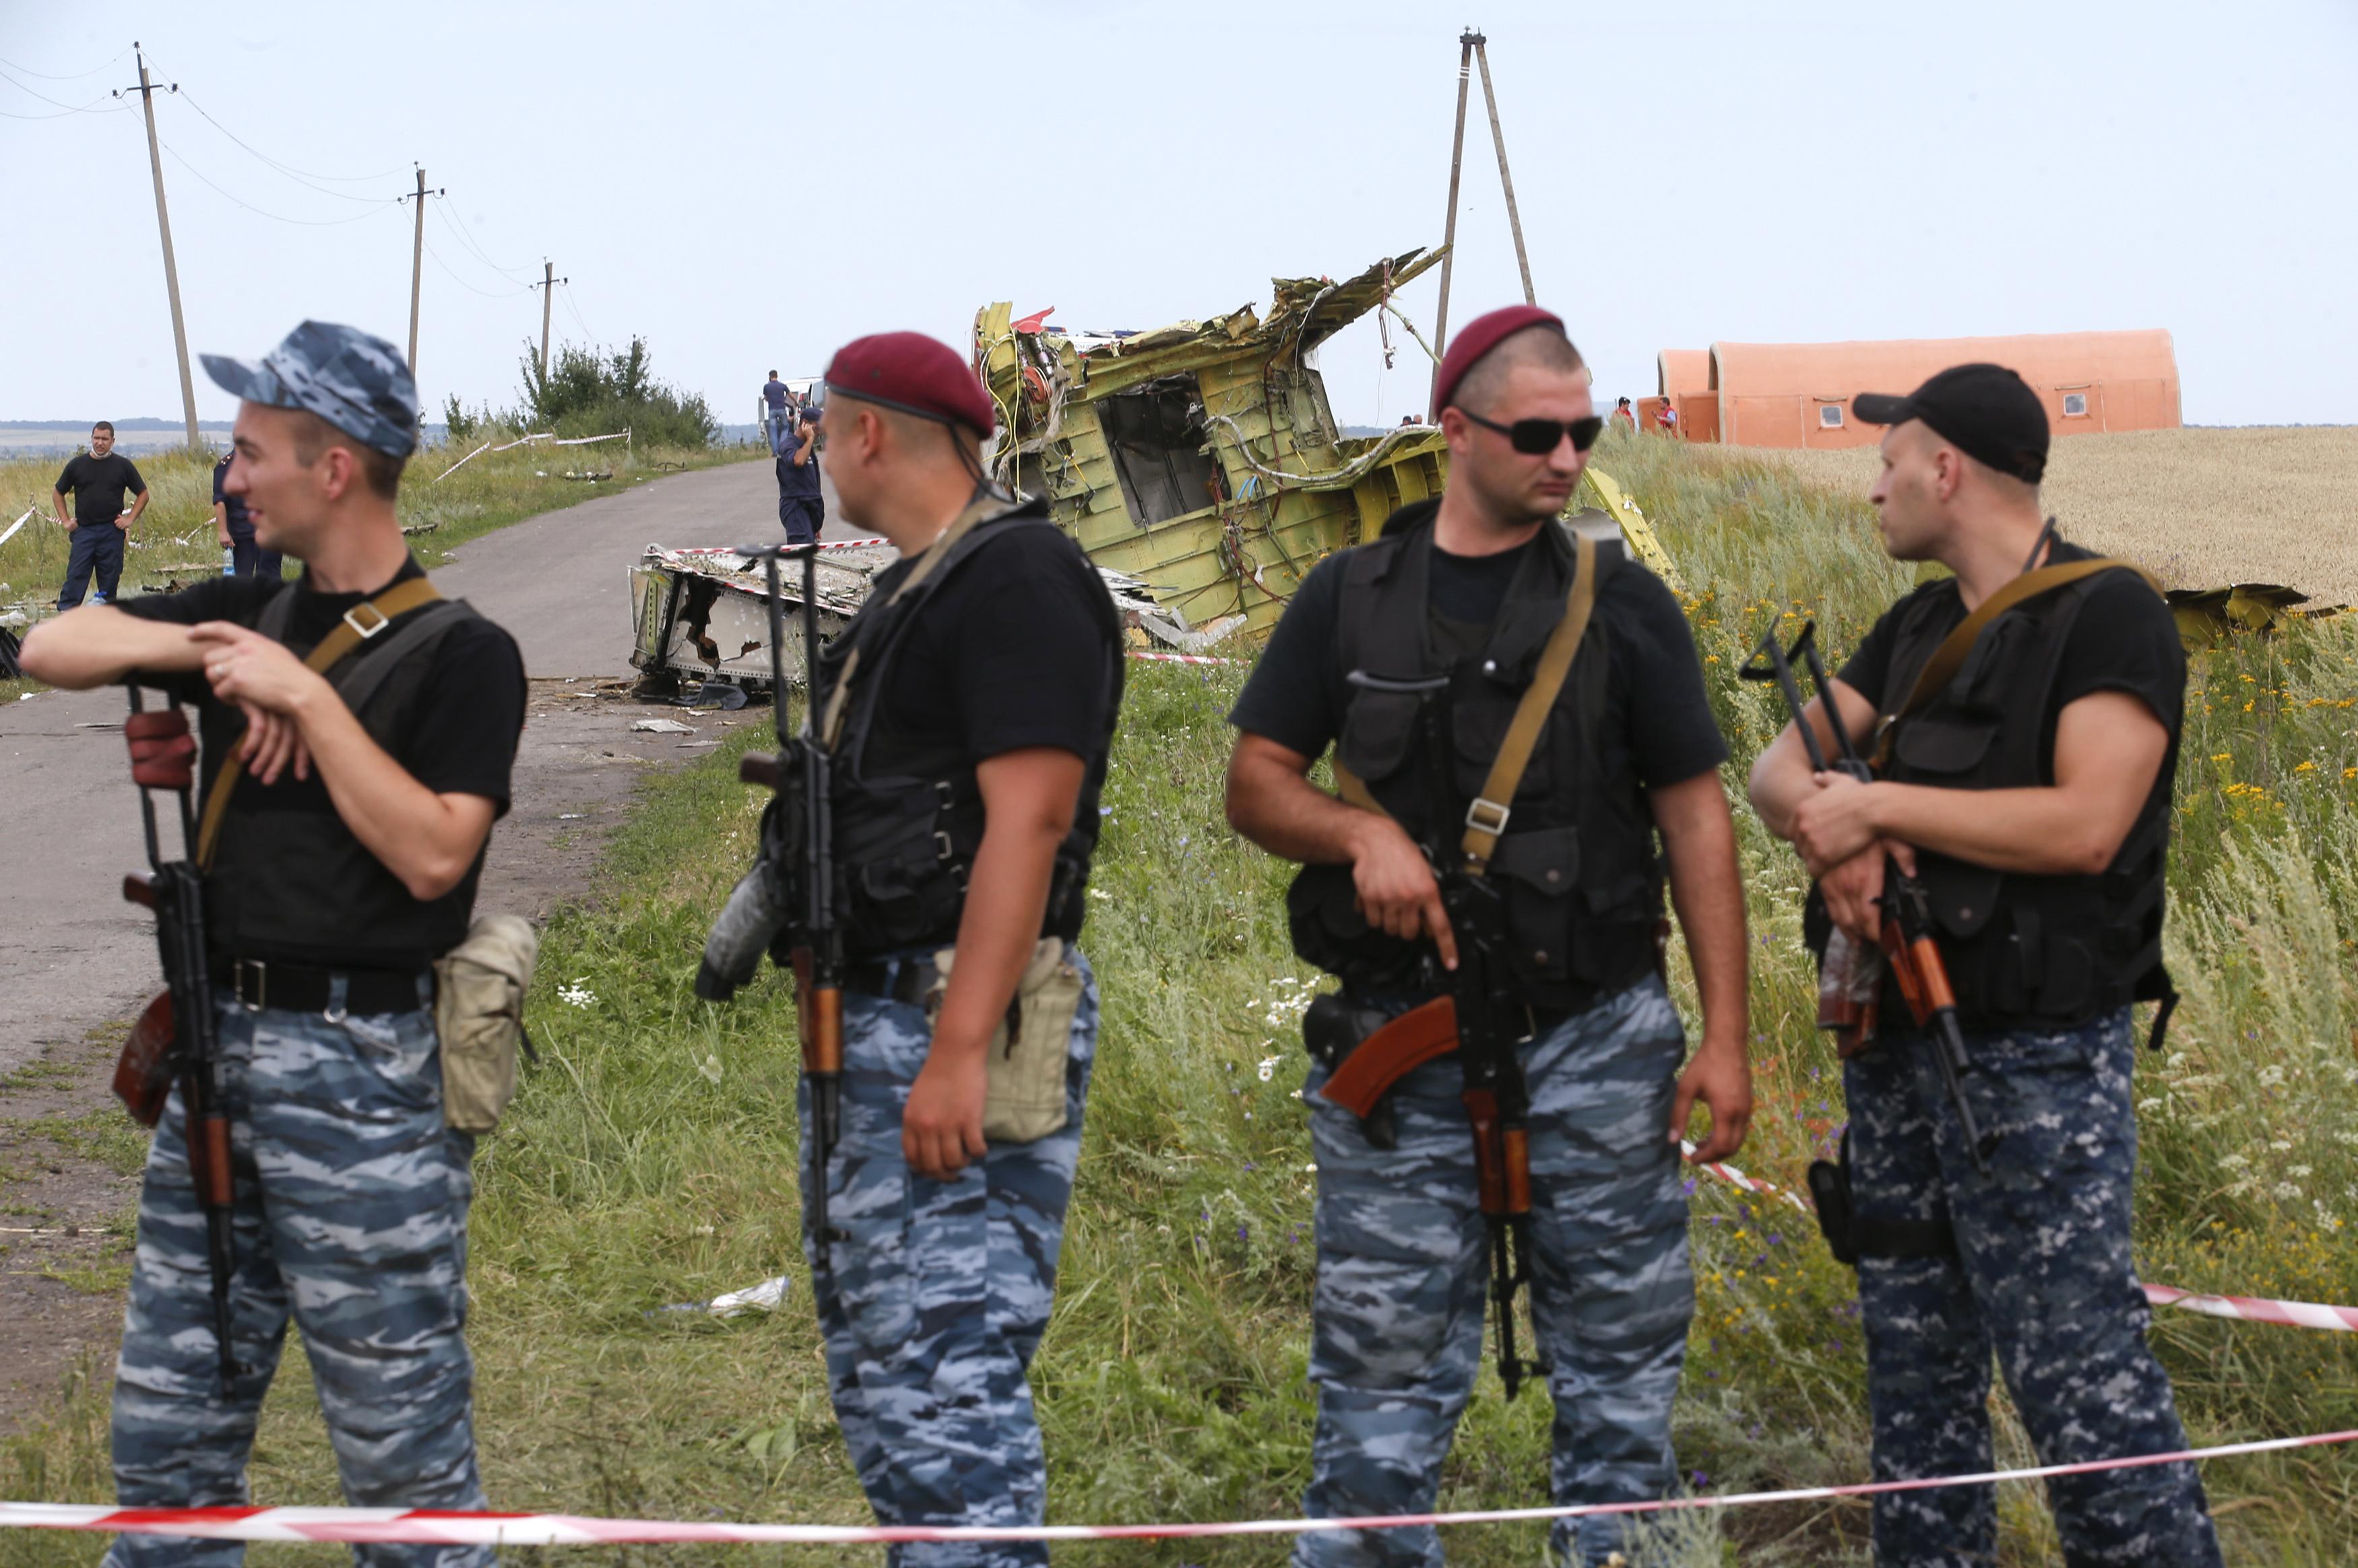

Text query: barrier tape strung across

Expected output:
[0,507,34,548]
[4,1429,2350,1546]
[1677,1140,2358,1333]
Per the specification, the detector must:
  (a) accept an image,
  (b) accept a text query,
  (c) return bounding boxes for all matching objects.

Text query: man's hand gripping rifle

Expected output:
[1308,670,1547,1400]
[114,686,243,1385]
[695,544,846,1261]
[1742,623,1989,1172]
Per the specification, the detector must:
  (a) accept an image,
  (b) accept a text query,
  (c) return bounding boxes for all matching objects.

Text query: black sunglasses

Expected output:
[1459,409,1604,455]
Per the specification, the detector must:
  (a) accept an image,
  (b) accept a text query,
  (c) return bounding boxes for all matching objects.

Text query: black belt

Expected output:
[214,958,431,1016]
[841,957,936,1008]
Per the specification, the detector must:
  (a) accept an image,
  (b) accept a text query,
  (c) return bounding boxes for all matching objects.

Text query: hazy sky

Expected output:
[5,0,2353,433]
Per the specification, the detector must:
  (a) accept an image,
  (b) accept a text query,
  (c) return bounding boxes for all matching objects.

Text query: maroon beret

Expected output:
[823,331,996,438]
[1430,304,1568,420]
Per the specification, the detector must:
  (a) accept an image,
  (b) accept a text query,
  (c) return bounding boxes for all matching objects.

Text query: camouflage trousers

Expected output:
[106,987,490,1568]
[1846,1008,2221,1568]
[1298,975,1693,1568]
[802,948,1099,1568]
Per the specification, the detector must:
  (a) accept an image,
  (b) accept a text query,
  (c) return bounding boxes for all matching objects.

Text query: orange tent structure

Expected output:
[1649,330,2179,449]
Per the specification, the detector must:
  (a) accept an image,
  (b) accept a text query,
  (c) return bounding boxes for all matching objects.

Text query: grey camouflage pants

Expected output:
[1846,1008,2221,1568]
[804,948,1097,1568]
[1298,975,1692,1568]
[106,987,490,1568]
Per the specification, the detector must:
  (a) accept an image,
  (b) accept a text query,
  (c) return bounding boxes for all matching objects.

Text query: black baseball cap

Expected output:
[1853,362,2049,484]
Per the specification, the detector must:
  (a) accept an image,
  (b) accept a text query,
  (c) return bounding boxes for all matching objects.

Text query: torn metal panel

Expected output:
[973,246,1674,639]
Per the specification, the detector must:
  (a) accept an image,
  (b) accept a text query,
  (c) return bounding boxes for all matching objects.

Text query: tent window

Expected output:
[1100,377,1221,527]
[2062,393,2089,418]
[1818,404,1845,429]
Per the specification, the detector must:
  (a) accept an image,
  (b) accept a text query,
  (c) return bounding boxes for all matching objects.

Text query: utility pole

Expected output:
[1472,36,1535,306]
[402,168,445,383]
[1428,29,1478,408]
[119,43,199,451]
[530,261,569,379]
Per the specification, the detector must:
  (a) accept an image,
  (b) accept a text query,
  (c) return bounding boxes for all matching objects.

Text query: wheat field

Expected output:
[1758,425,2358,608]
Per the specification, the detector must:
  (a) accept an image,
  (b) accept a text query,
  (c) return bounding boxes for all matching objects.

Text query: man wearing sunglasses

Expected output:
[1225,305,1751,1567]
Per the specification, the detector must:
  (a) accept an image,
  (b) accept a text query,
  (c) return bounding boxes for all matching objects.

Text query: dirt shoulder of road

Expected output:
[0,682,777,1434]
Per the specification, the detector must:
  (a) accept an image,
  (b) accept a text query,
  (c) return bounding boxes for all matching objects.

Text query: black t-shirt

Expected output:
[1839,540,2186,775]
[55,452,146,525]
[212,455,251,535]
[866,523,1114,764]
[118,557,528,825]
[1230,528,1729,790]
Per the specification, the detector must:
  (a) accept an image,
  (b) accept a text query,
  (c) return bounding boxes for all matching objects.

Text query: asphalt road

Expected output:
[0,454,843,1080]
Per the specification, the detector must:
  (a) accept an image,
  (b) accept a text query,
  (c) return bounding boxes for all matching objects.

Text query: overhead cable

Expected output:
[443,202,536,280]
[421,230,534,298]
[159,137,399,228]
[0,44,132,79]
[169,86,402,201]
[0,62,128,115]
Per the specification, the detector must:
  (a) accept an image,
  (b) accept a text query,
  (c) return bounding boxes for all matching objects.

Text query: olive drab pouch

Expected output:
[926,938,1081,1144]
[435,914,540,1134]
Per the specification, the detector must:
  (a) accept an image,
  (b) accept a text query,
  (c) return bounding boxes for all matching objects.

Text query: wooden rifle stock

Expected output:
[1312,997,1458,1118]
[123,871,157,909]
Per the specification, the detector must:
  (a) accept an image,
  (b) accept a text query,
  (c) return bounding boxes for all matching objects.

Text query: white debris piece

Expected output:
[631,718,695,734]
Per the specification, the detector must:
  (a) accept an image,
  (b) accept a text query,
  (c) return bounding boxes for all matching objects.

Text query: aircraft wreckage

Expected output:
[631,246,1675,694]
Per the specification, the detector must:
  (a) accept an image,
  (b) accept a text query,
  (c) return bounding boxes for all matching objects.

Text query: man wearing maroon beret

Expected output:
[1225,306,1752,1566]
[793,331,1123,1565]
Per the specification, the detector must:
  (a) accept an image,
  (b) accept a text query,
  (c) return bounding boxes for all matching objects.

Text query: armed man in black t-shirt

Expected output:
[1225,306,1752,1568]
[53,421,149,609]
[701,331,1122,1565]
[1747,364,2220,1567]
[20,321,525,1568]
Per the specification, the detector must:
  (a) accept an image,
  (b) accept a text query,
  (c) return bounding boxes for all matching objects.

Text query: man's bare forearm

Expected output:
[1224,740,1372,865]
[18,608,203,689]
[1861,782,2125,877]
[51,490,71,527]
[292,685,491,899]
[1653,771,1748,1048]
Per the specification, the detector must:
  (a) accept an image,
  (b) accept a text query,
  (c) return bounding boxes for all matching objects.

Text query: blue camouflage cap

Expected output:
[201,321,419,459]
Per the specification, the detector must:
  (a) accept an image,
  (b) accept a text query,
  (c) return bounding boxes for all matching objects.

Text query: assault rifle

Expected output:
[1742,623,1989,1172]
[1312,671,1546,1400]
[694,544,845,1262]
[115,686,243,1385]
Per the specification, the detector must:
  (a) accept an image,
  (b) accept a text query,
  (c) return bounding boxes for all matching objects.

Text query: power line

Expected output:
[169,81,404,195]
[159,136,400,227]
[427,203,536,294]
[443,202,535,280]
[559,285,598,346]
[0,61,129,115]
[421,230,533,298]
[0,44,132,80]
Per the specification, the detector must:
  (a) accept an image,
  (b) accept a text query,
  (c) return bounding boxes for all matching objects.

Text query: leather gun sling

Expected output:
[1871,557,2157,772]
[193,576,446,869]
[1324,531,1603,1088]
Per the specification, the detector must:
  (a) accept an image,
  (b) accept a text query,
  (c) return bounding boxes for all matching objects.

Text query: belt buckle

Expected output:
[342,601,391,639]
[234,958,267,1013]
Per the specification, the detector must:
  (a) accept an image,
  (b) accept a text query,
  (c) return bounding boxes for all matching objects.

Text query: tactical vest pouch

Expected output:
[926,937,1080,1145]
[435,914,539,1134]
[1809,1131,1956,1268]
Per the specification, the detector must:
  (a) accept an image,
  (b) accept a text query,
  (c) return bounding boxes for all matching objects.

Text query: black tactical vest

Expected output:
[204,590,488,971]
[1287,507,1663,1009]
[1857,561,2176,1028]
[815,497,1123,960]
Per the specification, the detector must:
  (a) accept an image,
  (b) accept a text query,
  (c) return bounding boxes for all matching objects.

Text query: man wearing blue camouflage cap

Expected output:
[22,320,526,1568]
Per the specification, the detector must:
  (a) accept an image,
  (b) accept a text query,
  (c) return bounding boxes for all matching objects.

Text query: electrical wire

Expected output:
[0,44,131,79]
[559,286,598,346]
[158,137,400,227]
[168,88,397,203]
[0,63,129,115]
[443,202,535,280]
[420,230,534,298]
[430,202,536,292]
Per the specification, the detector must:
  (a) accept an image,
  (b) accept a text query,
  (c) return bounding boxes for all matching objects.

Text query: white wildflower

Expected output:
[2136,1097,2164,1113]
[1257,1055,1280,1082]
[558,979,596,1008]
[698,1053,724,1085]
[2274,1181,2305,1201]
[2269,1138,2295,1154]
[1303,1163,1318,1173]
[2257,1066,2289,1088]
[2218,1153,2252,1172]
[2289,1165,2314,1179]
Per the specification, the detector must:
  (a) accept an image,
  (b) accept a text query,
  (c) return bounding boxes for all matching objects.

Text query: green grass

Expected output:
[0,436,761,614]
[7,430,2358,1564]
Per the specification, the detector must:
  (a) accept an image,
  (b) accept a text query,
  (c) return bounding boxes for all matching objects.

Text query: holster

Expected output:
[1304,993,1461,1150]
[1807,1131,1956,1268]
[114,989,177,1129]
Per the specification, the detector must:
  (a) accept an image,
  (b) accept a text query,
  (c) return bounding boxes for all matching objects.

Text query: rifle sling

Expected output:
[1331,529,1604,878]
[1871,557,2157,771]
[193,576,447,869]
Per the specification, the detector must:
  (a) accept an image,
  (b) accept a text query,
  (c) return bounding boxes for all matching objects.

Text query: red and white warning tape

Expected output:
[1126,651,1237,666]
[4,1428,2349,1546]
[1678,1140,2358,1333]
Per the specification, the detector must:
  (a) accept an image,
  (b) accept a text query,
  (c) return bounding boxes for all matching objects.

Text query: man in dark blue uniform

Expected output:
[777,405,824,546]
[214,447,282,580]
[1749,364,2219,1567]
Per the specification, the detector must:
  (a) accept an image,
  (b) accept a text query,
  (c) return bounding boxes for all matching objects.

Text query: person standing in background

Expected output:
[777,405,825,546]
[763,370,794,454]
[214,447,282,581]
[53,422,148,610]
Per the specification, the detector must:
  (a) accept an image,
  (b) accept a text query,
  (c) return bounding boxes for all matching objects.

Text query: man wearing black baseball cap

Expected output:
[1748,365,2218,1565]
